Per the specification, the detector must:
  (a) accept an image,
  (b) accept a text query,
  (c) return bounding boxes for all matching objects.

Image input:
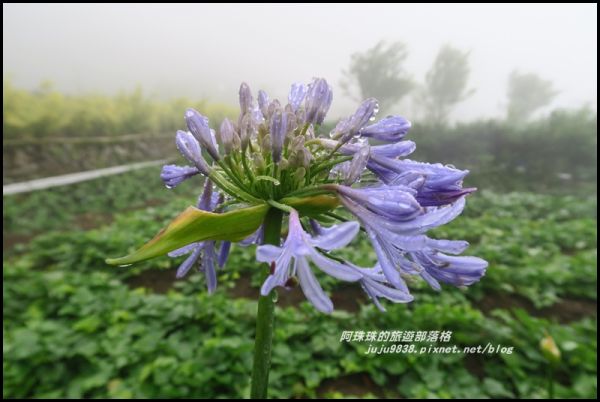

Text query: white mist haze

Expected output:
[3,3,597,121]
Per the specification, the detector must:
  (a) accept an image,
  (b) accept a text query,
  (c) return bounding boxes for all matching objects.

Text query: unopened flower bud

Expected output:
[331,98,379,143]
[288,82,308,112]
[219,118,238,154]
[270,108,288,164]
[305,78,333,125]
[266,99,281,120]
[345,144,370,185]
[239,113,256,151]
[160,164,199,188]
[185,108,220,161]
[175,130,211,175]
[239,82,253,115]
[360,115,411,142]
[258,90,270,117]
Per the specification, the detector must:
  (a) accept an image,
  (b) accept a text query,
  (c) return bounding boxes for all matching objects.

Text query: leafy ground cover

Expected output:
[3,181,597,398]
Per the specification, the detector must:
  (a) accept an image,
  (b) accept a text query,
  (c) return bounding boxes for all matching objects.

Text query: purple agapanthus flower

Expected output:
[147,77,487,312]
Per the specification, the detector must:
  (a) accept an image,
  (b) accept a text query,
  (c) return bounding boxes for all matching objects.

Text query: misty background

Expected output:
[3,3,597,122]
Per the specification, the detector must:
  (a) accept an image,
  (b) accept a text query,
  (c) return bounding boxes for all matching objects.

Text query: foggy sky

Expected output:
[3,3,597,121]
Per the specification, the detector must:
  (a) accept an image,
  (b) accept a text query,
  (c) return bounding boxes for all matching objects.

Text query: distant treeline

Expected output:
[3,80,236,139]
[410,107,597,194]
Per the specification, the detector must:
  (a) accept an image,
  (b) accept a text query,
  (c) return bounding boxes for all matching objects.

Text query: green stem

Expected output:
[283,185,332,199]
[547,364,555,399]
[310,156,354,179]
[240,151,255,183]
[250,207,283,399]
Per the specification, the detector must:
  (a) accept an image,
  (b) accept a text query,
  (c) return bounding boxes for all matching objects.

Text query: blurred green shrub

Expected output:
[3,79,236,139]
[411,107,597,194]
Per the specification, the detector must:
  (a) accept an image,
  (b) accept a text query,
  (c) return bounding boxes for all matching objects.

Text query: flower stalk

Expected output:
[250,207,283,399]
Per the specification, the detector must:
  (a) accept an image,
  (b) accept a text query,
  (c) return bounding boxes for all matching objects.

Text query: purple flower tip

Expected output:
[360,115,412,142]
[185,108,220,161]
[305,78,333,125]
[160,164,199,188]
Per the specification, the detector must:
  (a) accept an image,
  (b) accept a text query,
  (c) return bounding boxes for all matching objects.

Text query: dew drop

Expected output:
[371,104,380,120]
[165,184,174,189]
[118,264,133,268]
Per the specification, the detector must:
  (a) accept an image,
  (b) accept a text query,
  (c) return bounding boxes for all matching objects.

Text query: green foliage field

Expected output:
[3,172,597,398]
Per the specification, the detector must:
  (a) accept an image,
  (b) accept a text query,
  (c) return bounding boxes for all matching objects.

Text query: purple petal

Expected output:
[160,164,199,188]
[414,251,488,287]
[168,242,202,258]
[256,244,282,263]
[296,257,334,313]
[309,250,362,282]
[360,115,411,142]
[218,241,231,268]
[239,226,264,247]
[310,221,360,251]
[260,249,293,295]
[197,180,214,211]
[426,239,469,254]
[366,228,407,291]
[376,197,467,235]
[203,241,218,293]
[176,244,203,278]
[362,277,414,303]
[416,187,477,207]
[336,185,422,222]
[370,141,416,158]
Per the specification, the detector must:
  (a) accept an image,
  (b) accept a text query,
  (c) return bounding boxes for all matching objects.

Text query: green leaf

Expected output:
[280,195,339,217]
[105,203,268,266]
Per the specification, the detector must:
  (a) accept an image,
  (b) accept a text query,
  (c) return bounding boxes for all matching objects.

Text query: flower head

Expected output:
[133,76,487,312]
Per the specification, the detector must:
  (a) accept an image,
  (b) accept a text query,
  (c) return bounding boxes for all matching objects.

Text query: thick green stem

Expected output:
[250,207,283,399]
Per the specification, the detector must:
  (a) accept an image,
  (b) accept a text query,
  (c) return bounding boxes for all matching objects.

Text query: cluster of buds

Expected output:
[162,78,340,202]
[146,77,488,313]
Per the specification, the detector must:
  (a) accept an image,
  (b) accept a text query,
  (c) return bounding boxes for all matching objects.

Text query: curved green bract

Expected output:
[105,204,268,266]
[280,195,340,217]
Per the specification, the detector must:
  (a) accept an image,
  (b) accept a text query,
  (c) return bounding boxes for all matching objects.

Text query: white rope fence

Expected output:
[3,159,170,196]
